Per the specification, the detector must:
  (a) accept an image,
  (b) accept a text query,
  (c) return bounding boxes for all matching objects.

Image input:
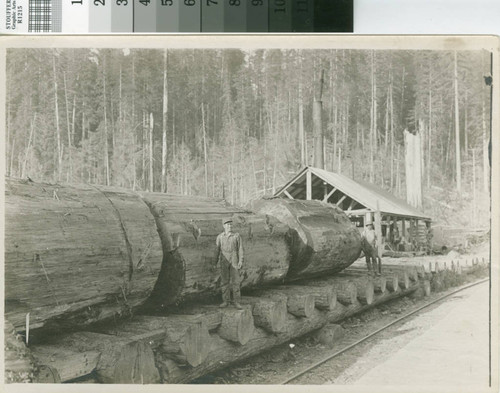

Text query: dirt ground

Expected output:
[192,253,490,385]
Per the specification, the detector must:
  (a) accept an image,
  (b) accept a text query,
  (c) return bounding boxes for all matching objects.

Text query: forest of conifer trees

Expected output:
[5,47,492,228]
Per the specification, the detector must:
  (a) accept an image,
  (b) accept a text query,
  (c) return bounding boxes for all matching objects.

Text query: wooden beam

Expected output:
[336,195,347,207]
[322,187,337,202]
[283,190,294,199]
[347,199,356,211]
[306,170,312,200]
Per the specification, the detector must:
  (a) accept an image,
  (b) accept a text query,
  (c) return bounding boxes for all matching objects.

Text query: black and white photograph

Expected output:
[1,35,498,390]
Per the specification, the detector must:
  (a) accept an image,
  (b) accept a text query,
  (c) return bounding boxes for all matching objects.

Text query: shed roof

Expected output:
[275,166,431,221]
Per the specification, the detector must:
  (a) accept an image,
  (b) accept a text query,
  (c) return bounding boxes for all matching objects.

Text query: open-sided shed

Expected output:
[274,166,432,253]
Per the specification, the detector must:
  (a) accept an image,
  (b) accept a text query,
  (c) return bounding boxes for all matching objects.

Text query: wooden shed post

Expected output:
[374,201,382,257]
[401,218,406,249]
[306,170,312,200]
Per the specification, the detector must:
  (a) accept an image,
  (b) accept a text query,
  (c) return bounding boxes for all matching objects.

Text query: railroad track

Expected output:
[280,277,489,384]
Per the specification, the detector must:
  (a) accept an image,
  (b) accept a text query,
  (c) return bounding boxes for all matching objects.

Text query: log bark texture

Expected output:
[142,193,291,306]
[252,288,315,318]
[41,331,161,384]
[5,179,163,331]
[279,285,337,311]
[248,198,362,279]
[241,296,287,333]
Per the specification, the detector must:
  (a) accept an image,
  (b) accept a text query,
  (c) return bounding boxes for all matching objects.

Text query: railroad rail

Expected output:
[280,277,490,384]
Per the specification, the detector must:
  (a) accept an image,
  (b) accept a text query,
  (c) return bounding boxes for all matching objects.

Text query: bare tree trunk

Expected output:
[464,90,468,158]
[142,111,147,189]
[454,51,461,192]
[149,113,154,192]
[132,55,137,191]
[369,51,375,183]
[482,98,489,193]
[21,114,36,179]
[63,73,72,182]
[202,103,208,196]
[6,101,11,176]
[427,68,432,188]
[298,80,305,166]
[102,60,110,186]
[53,55,62,181]
[161,50,168,193]
[390,73,395,190]
[472,148,477,225]
[385,87,389,152]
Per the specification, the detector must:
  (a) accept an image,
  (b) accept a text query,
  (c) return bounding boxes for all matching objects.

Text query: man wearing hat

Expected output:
[362,223,382,276]
[214,217,244,309]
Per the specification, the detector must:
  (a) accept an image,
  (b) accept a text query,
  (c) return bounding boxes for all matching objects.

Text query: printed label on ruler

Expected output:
[2,0,29,32]
[89,0,111,32]
[63,0,89,32]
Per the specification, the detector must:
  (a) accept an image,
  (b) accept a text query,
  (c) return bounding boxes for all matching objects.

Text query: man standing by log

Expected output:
[214,218,244,309]
[362,223,382,276]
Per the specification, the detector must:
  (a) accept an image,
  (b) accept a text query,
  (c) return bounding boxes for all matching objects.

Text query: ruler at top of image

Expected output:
[0,0,352,33]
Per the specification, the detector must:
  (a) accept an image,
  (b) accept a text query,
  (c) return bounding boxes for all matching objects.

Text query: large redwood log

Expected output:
[142,193,291,307]
[247,198,362,279]
[5,179,163,332]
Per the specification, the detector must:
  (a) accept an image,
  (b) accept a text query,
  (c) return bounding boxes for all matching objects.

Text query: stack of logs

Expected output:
[4,178,489,383]
[26,256,489,384]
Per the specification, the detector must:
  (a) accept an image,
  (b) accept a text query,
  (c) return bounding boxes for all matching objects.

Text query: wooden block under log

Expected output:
[383,264,418,282]
[157,284,421,383]
[218,308,255,345]
[349,278,374,305]
[279,285,337,311]
[313,324,345,348]
[241,296,288,333]
[255,288,315,318]
[384,269,410,290]
[410,280,431,299]
[310,277,358,306]
[31,345,100,382]
[373,276,387,293]
[384,275,399,292]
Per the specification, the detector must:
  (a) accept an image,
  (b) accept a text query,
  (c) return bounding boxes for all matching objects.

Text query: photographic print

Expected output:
[1,35,498,391]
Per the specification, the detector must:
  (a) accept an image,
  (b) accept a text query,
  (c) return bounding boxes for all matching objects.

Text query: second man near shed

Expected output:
[214,217,244,309]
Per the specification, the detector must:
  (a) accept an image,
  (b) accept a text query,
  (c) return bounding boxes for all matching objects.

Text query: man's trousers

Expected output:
[220,259,241,303]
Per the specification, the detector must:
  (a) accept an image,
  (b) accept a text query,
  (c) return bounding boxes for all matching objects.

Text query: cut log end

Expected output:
[288,293,315,318]
[218,308,254,345]
[242,296,288,333]
[373,276,387,293]
[385,275,399,292]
